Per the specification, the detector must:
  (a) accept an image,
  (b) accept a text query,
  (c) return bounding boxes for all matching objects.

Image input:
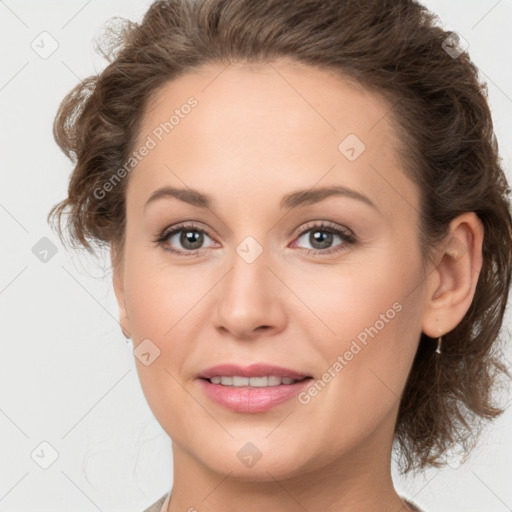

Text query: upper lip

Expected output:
[197,363,312,380]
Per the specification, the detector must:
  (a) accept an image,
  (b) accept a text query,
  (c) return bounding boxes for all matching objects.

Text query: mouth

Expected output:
[196,363,314,412]
[200,375,313,387]
[197,362,313,382]
[198,375,314,413]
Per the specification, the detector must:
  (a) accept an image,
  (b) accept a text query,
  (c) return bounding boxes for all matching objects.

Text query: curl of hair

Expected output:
[48,0,512,474]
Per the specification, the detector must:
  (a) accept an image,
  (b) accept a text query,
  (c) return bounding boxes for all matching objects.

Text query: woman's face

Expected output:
[113,59,431,481]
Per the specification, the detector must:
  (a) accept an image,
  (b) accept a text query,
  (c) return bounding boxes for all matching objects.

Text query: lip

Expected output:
[197,363,311,380]
[198,377,313,413]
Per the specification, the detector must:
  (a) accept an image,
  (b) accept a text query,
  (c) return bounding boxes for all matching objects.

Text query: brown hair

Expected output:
[48,0,512,474]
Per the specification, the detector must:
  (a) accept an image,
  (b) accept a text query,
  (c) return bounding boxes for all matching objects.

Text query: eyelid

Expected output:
[157,221,214,240]
[294,220,354,238]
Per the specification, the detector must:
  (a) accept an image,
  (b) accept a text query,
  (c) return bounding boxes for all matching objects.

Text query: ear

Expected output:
[421,212,484,338]
[110,244,131,339]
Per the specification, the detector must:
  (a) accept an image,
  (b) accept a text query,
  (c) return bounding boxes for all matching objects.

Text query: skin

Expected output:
[111,59,484,512]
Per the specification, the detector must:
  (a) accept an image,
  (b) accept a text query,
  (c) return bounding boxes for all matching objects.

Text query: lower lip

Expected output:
[198,378,313,413]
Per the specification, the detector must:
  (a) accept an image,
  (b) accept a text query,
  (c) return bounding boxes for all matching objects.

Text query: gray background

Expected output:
[1,1,511,511]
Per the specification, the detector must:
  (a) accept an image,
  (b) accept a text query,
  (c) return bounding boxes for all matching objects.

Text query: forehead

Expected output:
[137,59,393,148]
[129,59,418,222]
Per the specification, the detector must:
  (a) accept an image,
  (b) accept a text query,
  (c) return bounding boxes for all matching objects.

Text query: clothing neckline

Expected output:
[147,491,423,512]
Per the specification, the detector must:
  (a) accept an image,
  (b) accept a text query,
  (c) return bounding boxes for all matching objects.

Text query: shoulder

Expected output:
[142,492,170,512]
[402,497,426,512]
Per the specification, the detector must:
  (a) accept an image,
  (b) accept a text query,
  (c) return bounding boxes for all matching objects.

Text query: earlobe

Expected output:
[110,244,132,340]
[421,212,484,339]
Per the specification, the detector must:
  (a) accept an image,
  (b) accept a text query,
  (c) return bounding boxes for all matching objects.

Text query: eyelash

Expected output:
[154,221,357,257]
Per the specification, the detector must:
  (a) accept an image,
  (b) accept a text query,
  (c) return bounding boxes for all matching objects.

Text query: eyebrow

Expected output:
[143,185,378,212]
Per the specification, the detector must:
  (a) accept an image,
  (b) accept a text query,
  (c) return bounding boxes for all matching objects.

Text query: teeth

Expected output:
[209,375,301,387]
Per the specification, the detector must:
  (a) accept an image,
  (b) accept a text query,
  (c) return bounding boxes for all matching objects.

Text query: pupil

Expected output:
[311,230,332,249]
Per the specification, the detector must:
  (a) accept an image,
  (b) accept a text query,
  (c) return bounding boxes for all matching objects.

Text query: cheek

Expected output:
[121,249,202,432]
[300,250,423,398]
[123,249,199,338]
[285,254,409,352]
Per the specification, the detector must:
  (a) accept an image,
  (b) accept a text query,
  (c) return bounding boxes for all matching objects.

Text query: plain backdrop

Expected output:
[1,1,511,511]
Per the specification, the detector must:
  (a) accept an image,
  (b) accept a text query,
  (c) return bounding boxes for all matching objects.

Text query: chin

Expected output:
[197,443,314,482]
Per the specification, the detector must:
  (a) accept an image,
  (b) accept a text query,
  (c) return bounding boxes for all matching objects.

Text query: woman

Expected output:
[48,0,512,511]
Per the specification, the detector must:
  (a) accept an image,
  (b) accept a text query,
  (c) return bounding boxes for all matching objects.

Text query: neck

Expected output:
[165,405,412,512]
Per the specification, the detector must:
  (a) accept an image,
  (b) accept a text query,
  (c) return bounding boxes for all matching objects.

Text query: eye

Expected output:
[154,220,357,257]
[155,222,216,256]
[292,221,356,255]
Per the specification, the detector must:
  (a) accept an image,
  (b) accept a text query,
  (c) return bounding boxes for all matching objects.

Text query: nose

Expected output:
[213,247,287,340]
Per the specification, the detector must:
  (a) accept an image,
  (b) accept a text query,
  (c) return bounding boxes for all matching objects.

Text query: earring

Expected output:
[436,329,443,355]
